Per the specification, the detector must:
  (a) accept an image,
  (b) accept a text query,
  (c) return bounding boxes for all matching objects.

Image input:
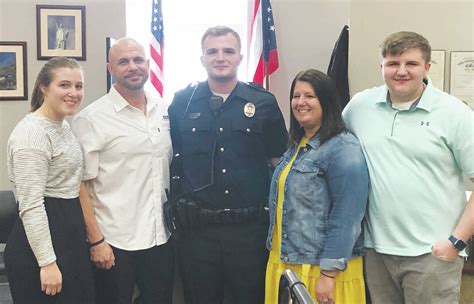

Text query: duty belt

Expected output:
[164,197,268,238]
[201,205,262,225]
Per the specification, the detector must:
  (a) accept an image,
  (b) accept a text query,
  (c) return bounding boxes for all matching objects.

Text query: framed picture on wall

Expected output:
[106,37,116,93]
[428,50,445,91]
[450,51,474,109]
[0,41,28,101]
[36,5,86,60]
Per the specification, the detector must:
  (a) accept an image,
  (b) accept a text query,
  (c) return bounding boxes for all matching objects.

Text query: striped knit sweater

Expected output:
[7,113,83,267]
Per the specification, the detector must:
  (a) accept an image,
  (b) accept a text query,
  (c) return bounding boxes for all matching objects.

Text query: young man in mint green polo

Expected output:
[342,31,473,303]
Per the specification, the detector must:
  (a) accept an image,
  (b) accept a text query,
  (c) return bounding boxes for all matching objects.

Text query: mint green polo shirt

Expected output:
[342,80,474,256]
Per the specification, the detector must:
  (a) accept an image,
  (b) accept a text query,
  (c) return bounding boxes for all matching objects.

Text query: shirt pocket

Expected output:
[151,118,172,159]
[180,118,212,155]
[292,160,324,176]
[290,161,327,209]
[150,118,170,140]
[230,119,263,156]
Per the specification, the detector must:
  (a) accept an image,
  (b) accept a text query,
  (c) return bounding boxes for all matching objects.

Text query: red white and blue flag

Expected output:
[248,0,279,88]
[150,0,164,97]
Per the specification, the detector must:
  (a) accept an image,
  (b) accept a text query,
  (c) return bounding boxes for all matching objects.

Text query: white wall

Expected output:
[0,0,126,190]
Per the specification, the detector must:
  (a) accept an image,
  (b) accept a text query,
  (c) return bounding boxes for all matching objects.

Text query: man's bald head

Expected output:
[108,38,146,64]
[107,37,149,92]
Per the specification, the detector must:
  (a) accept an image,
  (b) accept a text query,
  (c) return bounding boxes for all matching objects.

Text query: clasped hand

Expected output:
[90,241,115,269]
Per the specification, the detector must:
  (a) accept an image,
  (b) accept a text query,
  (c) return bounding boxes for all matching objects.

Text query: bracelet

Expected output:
[88,237,105,248]
[320,271,336,279]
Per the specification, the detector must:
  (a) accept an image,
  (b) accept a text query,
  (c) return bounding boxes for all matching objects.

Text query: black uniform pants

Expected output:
[175,221,268,304]
[94,241,174,304]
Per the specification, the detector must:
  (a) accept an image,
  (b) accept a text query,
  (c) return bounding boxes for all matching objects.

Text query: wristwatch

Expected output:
[448,235,467,251]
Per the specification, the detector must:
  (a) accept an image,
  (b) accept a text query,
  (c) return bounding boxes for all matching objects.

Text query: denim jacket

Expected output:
[266,131,369,270]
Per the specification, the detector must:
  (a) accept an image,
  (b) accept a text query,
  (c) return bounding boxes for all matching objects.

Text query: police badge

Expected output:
[244,102,256,118]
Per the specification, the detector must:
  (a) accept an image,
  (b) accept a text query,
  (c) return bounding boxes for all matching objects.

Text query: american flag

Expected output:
[150,0,164,97]
[248,0,279,88]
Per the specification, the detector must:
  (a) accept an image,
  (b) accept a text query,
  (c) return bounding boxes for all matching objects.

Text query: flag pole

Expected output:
[265,60,270,90]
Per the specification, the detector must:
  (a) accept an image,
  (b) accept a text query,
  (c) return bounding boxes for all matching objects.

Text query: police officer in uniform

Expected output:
[168,26,288,303]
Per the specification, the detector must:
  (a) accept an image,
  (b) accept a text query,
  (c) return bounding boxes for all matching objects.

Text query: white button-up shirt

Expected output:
[72,87,172,250]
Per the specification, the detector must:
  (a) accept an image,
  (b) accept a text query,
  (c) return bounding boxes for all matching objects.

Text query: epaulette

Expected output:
[189,81,200,88]
[175,81,200,98]
[245,82,275,97]
[184,81,200,90]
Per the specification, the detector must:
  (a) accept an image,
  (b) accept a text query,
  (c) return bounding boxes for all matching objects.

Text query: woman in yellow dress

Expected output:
[265,69,369,304]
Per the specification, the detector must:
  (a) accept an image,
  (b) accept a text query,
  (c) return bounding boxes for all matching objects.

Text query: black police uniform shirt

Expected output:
[168,81,288,210]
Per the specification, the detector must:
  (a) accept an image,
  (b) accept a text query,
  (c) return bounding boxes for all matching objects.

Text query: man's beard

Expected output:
[116,74,149,91]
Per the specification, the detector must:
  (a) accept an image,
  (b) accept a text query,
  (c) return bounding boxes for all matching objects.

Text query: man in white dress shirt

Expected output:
[72,37,174,304]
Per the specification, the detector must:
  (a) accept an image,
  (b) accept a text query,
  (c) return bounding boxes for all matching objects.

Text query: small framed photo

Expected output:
[428,50,445,91]
[0,41,28,101]
[36,5,86,60]
[450,51,474,109]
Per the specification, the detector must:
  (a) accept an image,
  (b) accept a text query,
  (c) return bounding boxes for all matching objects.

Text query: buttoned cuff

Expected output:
[319,258,347,271]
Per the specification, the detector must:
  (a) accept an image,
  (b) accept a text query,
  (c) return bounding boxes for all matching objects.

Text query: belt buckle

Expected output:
[217,208,232,224]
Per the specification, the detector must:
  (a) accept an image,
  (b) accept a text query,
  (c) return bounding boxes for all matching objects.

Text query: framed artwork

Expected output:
[106,37,116,93]
[0,41,28,100]
[428,50,445,91]
[450,51,474,109]
[36,5,86,60]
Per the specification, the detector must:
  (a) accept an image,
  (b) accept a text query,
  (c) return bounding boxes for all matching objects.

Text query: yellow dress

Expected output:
[265,137,366,304]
